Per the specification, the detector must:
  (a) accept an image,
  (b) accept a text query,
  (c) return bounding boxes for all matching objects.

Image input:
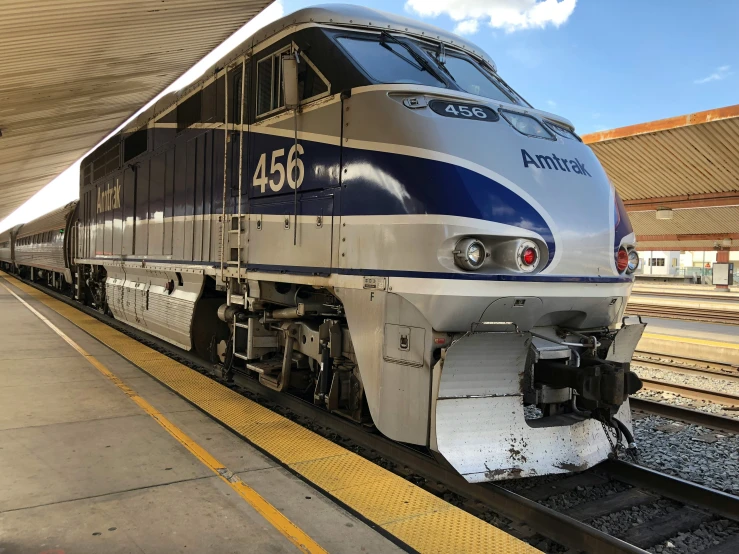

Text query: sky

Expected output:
[2,0,737,232]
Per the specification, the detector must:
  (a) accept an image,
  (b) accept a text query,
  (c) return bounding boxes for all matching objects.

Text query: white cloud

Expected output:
[546,99,557,107]
[694,65,732,84]
[406,0,577,33]
[0,2,285,232]
[454,19,479,35]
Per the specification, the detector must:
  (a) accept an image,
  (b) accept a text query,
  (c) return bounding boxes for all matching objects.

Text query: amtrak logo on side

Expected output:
[97,180,121,214]
[521,149,591,177]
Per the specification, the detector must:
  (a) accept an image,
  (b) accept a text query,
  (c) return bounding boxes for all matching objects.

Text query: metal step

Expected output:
[246,359,283,375]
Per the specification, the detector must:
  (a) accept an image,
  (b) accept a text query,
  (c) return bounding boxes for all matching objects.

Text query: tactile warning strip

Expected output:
[3,275,537,554]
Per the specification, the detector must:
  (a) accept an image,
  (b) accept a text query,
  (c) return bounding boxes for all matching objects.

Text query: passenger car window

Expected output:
[337,36,446,87]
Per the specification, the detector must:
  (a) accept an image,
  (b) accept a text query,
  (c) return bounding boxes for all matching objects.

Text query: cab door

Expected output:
[246,42,338,274]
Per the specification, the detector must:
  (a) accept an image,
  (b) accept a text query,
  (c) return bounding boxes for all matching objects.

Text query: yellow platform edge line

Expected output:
[642,332,739,350]
[0,273,537,554]
[0,278,326,554]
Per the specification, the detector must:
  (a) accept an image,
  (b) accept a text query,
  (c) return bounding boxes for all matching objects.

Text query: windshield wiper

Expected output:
[380,31,444,82]
[432,42,457,83]
[480,61,532,107]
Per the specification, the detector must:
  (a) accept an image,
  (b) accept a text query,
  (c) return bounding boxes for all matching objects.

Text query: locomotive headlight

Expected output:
[500,111,555,140]
[627,249,640,273]
[454,238,486,271]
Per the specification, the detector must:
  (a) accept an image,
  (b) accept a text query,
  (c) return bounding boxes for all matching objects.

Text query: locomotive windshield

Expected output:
[336,32,527,106]
[336,36,447,87]
[426,51,528,106]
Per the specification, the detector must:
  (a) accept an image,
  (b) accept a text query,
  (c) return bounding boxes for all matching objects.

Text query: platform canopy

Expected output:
[0,0,273,222]
[583,105,739,251]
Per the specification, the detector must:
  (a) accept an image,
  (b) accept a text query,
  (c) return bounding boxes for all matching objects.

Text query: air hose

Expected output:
[613,416,637,450]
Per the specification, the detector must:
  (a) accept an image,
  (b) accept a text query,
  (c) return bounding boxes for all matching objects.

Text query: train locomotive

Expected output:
[3,5,645,482]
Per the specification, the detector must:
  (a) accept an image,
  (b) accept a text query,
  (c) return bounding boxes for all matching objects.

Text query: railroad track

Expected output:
[625,303,739,325]
[633,351,739,378]
[639,376,739,406]
[629,351,739,432]
[630,351,739,422]
[629,397,739,434]
[9,273,739,554]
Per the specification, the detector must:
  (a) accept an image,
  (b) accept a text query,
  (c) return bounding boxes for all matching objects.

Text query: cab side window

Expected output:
[256,45,330,118]
[297,54,329,101]
[257,47,289,117]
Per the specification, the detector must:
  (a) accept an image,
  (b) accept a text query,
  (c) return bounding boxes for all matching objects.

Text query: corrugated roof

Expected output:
[628,206,739,236]
[582,105,739,202]
[0,0,273,222]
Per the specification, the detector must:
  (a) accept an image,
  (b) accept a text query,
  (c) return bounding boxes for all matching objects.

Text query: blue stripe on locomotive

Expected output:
[248,132,556,265]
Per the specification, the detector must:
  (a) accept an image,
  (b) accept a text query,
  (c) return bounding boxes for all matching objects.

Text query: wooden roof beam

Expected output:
[625,191,739,212]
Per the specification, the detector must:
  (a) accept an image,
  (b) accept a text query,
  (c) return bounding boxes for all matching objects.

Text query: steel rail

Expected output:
[633,351,739,377]
[601,460,739,522]
[630,397,739,434]
[633,359,739,383]
[639,377,739,406]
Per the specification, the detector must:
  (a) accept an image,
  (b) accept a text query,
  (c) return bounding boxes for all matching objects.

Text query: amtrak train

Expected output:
[2,5,645,482]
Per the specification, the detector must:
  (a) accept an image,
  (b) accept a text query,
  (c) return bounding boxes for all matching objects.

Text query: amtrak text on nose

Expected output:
[521,149,591,177]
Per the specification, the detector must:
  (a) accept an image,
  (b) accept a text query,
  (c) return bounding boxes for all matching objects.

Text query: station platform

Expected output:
[627,284,739,364]
[635,317,739,365]
[0,273,535,554]
[641,317,739,345]
[634,283,739,297]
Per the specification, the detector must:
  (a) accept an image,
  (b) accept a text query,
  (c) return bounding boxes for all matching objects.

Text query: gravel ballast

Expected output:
[647,519,739,554]
[632,414,739,494]
[539,481,631,511]
[590,499,680,537]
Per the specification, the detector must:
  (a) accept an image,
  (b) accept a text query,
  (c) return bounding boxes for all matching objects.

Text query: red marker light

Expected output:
[616,248,629,272]
[522,247,537,266]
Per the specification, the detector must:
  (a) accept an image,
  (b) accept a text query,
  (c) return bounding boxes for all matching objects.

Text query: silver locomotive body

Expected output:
[60,5,644,481]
